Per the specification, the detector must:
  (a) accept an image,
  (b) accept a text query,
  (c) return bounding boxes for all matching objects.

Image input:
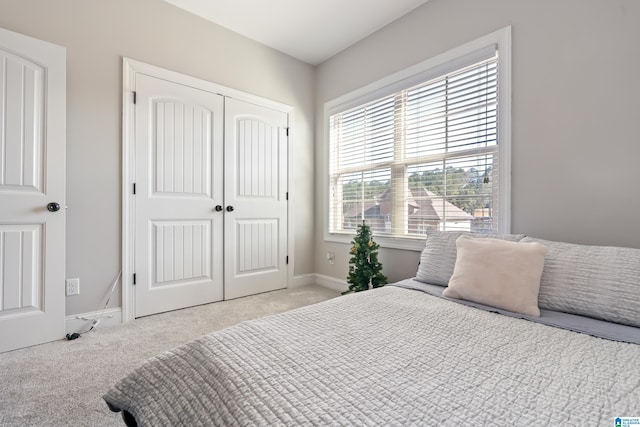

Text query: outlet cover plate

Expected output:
[66,278,80,296]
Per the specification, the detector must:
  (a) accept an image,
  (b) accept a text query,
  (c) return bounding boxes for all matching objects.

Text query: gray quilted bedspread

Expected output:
[103,286,640,426]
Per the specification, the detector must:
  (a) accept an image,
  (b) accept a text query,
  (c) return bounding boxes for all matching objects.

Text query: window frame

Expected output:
[323,27,512,251]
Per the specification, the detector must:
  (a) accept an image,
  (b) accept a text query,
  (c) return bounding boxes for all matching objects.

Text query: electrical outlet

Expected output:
[327,252,335,265]
[66,278,80,296]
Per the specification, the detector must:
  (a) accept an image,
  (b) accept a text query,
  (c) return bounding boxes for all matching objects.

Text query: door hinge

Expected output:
[133,183,136,195]
[286,127,289,137]
[133,273,137,285]
[286,192,289,200]
[133,91,137,104]
[286,256,289,265]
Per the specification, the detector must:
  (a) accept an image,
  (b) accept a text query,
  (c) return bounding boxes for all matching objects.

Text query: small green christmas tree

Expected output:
[344,221,387,294]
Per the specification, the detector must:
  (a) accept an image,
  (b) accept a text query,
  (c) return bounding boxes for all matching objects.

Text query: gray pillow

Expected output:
[415,231,525,286]
[522,237,640,328]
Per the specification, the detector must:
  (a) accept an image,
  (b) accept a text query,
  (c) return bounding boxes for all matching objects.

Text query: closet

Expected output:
[124,60,289,318]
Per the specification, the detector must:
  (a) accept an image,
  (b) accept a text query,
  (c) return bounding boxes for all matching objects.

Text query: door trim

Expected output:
[121,58,295,322]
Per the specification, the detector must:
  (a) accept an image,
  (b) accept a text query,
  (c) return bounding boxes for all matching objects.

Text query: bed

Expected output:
[104,232,640,426]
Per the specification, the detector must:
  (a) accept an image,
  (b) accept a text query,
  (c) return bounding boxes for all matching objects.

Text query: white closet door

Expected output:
[134,74,224,317]
[0,28,66,352]
[224,98,288,299]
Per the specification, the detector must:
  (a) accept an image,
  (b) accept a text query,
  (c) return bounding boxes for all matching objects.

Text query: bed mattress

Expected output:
[104,285,640,426]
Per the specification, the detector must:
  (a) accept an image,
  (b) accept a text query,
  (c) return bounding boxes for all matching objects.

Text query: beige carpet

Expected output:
[0,285,339,426]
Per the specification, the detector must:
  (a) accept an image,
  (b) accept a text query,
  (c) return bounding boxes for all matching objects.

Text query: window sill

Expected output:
[325,232,425,252]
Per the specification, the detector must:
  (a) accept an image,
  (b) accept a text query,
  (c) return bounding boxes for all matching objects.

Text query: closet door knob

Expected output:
[226,205,234,212]
[47,202,61,212]
[215,205,223,212]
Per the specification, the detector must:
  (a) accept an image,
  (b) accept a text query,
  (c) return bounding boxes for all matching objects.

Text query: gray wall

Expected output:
[315,0,640,282]
[0,0,316,315]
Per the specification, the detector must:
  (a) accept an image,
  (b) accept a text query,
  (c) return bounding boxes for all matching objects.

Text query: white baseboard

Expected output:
[290,273,316,288]
[65,308,122,334]
[311,274,348,293]
[291,273,348,292]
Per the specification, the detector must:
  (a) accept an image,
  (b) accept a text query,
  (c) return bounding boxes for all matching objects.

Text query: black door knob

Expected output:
[47,202,61,212]
[215,205,223,212]
[226,205,234,212]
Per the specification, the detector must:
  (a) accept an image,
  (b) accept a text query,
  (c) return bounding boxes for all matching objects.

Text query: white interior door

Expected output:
[134,74,224,317]
[0,28,66,352]
[224,98,288,299]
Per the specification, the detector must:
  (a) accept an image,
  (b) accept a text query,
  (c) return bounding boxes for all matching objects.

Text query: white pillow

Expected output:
[442,235,549,317]
[415,231,525,286]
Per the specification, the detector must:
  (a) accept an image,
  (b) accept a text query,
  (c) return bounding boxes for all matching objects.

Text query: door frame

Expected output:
[121,58,295,322]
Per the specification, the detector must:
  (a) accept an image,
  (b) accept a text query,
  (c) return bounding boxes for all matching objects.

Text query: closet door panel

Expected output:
[224,98,288,299]
[134,74,224,317]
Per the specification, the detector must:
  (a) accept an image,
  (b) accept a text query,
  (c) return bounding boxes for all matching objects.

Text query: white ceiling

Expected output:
[165,0,430,65]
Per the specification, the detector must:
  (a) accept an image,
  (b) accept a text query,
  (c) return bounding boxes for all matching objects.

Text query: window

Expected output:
[325,28,511,249]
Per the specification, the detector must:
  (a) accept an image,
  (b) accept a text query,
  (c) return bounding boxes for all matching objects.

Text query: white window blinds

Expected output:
[329,51,499,239]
